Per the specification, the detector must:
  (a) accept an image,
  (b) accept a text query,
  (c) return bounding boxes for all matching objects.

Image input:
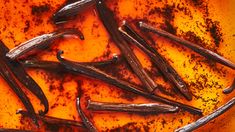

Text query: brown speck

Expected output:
[190,0,204,6]
[31,4,50,16]
[182,31,207,48]
[148,7,161,15]
[160,20,177,34]
[161,119,167,128]
[162,5,175,21]
[207,19,223,47]
[119,91,137,101]
[110,122,141,131]
[24,20,30,32]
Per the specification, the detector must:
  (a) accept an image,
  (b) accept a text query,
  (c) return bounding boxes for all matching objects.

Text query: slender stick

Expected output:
[21,54,120,71]
[53,0,97,24]
[223,78,235,94]
[0,57,38,126]
[6,28,84,60]
[76,97,97,132]
[119,21,192,101]
[175,97,235,132]
[56,50,202,115]
[17,110,85,128]
[122,21,157,54]
[96,0,158,93]
[87,100,179,113]
[138,21,235,70]
[22,60,65,71]
[0,42,49,115]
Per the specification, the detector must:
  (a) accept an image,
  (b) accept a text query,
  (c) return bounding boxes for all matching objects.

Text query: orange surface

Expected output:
[0,0,235,131]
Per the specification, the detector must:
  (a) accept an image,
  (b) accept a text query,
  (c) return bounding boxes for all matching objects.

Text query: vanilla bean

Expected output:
[96,0,158,93]
[21,54,120,71]
[119,21,192,100]
[56,50,202,115]
[175,97,235,132]
[53,0,96,24]
[0,41,39,126]
[138,22,235,70]
[76,97,97,132]
[0,42,49,115]
[123,21,157,54]
[0,58,38,126]
[6,28,84,60]
[223,78,235,94]
[40,115,85,128]
[22,60,65,71]
[17,110,85,128]
[87,100,179,113]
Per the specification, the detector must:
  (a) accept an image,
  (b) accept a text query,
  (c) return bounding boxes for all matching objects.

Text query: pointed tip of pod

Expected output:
[56,50,64,60]
[138,21,143,27]
[79,34,85,40]
[16,109,24,114]
[5,52,16,60]
[51,13,67,25]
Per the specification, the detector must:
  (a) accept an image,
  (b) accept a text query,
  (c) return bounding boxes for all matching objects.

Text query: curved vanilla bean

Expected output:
[53,0,96,24]
[76,97,97,132]
[119,21,192,101]
[0,43,48,115]
[0,59,38,126]
[10,62,49,115]
[223,78,235,94]
[56,51,202,115]
[6,28,84,60]
[0,41,39,126]
[17,110,85,128]
[87,100,179,113]
[138,22,235,70]
[175,97,235,132]
[96,0,158,93]
[21,54,120,71]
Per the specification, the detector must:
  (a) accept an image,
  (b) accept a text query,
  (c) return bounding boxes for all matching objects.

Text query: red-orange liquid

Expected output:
[0,0,234,131]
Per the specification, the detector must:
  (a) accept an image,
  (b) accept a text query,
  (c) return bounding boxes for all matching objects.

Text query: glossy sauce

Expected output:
[0,0,234,131]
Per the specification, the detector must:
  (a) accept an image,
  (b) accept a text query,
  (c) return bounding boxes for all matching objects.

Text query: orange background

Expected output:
[0,0,234,131]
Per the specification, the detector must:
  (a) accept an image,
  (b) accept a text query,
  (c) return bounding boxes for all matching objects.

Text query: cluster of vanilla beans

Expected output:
[1,0,235,131]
